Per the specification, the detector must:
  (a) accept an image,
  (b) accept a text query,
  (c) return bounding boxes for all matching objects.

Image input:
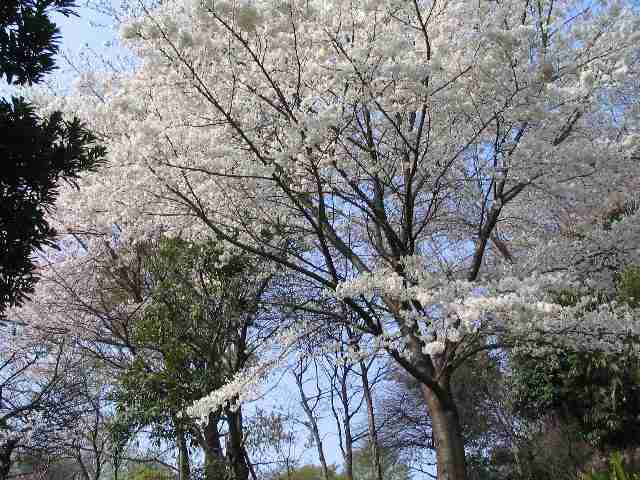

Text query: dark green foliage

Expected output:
[583,452,640,480]
[510,266,640,450]
[511,348,640,449]
[0,0,77,85]
[0,97,105,315]
[0,0,106,317]
[102,237,261,480]
[112,238,251,441]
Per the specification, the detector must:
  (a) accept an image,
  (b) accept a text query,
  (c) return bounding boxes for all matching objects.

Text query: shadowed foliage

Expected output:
[0,0,106,317]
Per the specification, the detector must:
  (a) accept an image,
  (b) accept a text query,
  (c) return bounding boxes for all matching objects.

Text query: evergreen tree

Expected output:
[0,0,105,317]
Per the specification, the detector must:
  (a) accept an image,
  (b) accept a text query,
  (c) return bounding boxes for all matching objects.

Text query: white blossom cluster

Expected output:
[336,265,581,358]
[37,0,638,243]
[23,0,640,412]
[186,322,311,420]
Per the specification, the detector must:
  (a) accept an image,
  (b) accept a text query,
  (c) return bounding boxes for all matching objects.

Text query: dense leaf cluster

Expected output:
[112,238,251,440]
[0,0,105,317]
[511,266,640,449]
[0,0,76,85]
[0,98,105,314]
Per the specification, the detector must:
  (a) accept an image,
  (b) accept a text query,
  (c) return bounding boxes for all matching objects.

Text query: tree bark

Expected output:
[294,362,331,480]
[226,407,250,480]
[203,412,225,480]
[329,359,355,480]
[175,422,191,480]
[0,439,17,480]
[420,384,467,480]
[76,453,92,480]
[360,359,383,480]
[340,370,354,480]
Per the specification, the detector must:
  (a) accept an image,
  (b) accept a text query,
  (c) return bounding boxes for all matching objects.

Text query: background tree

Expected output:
[272,464,346,480]
[351,442,410,480]
[509,264,640,470]
[86,236,274,480]
[9,364,115,480]
[503,204,640,476]
[0,332,92,480]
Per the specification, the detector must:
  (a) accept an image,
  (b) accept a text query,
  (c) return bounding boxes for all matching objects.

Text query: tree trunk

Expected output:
[0,439,17,480]
[341,375,354,480]
[360,359,383,480]
[203,412,225,480]
[294,362,331,480]
[175,423,191,480]
[226,407,250,480]
[420,384,467,480]
[76,453,92,480]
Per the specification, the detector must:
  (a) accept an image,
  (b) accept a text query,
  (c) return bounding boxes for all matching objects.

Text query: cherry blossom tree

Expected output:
[18,231,283,479]
[40,0,640,478]
[0,324,89,480]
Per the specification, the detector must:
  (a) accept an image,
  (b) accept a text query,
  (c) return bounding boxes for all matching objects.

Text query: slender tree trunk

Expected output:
[294,363,331,480]
[340,373,354,480]
[226,407,250,480]
[0,439,17,480]
[420,384,467,480]
[176,423,191,480]
[360,359,383,480]
[76,454,92,480]
[203,412,225,480]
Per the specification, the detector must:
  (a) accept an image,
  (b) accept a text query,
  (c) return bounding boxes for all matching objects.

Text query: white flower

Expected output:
[447,328,462,343]
[423,341,446,356]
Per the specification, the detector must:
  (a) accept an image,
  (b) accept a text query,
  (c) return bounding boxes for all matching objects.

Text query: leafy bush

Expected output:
[510,265,640,449]
[125,465,175,480]
[582,452,640,480]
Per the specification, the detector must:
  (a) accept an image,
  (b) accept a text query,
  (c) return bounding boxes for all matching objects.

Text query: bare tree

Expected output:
[0,329,82,480]
[292,357,331,480]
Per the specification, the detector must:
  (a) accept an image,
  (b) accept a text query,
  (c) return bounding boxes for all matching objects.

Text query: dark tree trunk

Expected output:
[341,373,354,480]
[0,438,18,480]
[294,366,331,480]
[176,422,191,480]
[226,407,250,480]
[420,383,467,480]
[360,359,383,480]
[203,412,225,480]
